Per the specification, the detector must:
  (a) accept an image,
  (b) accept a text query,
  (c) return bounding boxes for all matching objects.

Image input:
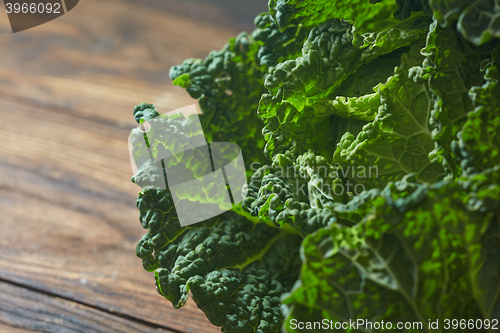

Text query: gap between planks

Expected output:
[0,276,183,333]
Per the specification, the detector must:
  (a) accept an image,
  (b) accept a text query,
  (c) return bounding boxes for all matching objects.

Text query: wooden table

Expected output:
[0,1,260,331]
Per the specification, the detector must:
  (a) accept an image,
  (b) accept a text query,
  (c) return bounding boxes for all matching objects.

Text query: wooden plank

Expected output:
[0,1,260,330]
[0,0,255,125]
[0,280,173,332]
[0,99,219,333]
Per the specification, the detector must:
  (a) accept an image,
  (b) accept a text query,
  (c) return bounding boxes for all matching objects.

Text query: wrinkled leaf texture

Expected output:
[131,1,500,332]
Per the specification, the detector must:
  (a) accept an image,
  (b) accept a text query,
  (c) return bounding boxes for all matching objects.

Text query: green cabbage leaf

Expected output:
[131,1,500,332]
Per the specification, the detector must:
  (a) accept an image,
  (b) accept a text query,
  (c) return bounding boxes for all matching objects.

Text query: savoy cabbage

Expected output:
[132,0,500,332]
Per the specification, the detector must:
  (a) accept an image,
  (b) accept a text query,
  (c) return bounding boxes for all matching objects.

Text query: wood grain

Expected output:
[0,281,172,332]
[0,0,255,125]
[0,98,220,332]
[0,0,257,331]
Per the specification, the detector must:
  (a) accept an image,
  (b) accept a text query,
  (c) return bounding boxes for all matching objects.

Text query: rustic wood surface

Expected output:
[0,0,264,332]
[0,281,171,333]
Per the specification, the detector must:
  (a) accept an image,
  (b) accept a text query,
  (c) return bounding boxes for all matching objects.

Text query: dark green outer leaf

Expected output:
[135,189,304,333]
[169,32,267,167]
